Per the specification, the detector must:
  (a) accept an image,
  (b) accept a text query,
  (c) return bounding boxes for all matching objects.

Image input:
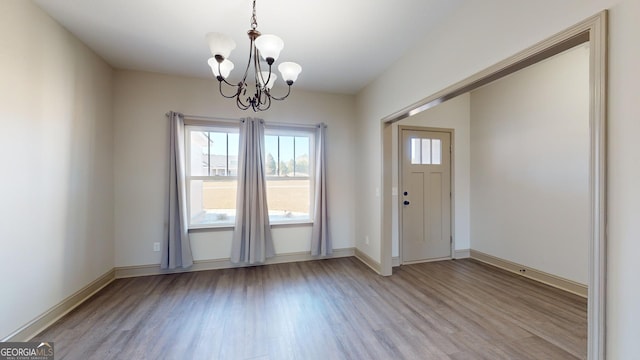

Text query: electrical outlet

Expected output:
[153,242,160,252]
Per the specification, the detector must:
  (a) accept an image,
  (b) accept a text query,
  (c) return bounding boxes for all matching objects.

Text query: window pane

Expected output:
[189,179,237,225]
[294,136,310,176]
[421,139,431,164]
[278,136,294,176]
[266,178,310,222]
[228,133,239,176]
[411,138,421,164]
[432,139,442,165]
[208,132,227,176]
[265,135,278,175]
[190,131,209,176]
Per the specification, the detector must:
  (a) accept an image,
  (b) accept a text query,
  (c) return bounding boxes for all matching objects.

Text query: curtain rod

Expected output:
[166,112,324,129]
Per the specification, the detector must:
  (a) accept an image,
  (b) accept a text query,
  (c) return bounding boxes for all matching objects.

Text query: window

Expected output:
[264,127,315,224]
[411,137,442,165]
[185,123,315,228]
[186,125,239,227]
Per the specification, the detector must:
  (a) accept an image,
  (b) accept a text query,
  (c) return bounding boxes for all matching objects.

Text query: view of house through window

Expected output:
[186,123,315,228]
[187,126,239,227]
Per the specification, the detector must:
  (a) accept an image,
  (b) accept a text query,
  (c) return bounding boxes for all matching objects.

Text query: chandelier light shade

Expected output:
[254,34,284,63]
[206,0,302,111]
[278,62,302,84]
[206,32,236,59]
[207,57,234,78]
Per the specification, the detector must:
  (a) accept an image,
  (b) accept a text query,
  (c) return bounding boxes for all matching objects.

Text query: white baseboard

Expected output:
[470,250,588,298]
[454,249,470,259]
[354,248,382,274]
[115,248,356,279]
[2,269,115,342]
[392,256,400,267]
[393,249,469,266]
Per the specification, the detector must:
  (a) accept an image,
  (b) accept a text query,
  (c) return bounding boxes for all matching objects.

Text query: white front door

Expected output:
[401,129,452,263]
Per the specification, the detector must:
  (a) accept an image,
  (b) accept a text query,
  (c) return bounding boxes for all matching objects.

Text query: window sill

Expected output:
[188,221,313,233]
[188,225,234,233]
[270,220,314,228]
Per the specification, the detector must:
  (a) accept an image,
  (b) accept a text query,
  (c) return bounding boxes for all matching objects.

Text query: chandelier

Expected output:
[206,0,302,112]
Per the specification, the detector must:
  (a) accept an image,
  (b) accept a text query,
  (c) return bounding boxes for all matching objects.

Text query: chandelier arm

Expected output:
[257,62,273,93]
[254,95,268,112]
[219,77,237,87]
[254,46,264,91]
[239,37,255,85]
[262,93,272,111]
[236,95,252,111]
[217,80,242,99]
[252,49,268,104]
[265,85,292,101]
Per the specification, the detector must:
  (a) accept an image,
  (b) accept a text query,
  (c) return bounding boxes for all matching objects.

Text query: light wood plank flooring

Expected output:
[34,258,587,359]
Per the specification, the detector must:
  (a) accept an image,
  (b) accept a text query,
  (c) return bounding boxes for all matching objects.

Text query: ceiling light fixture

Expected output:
[206,0,302,112]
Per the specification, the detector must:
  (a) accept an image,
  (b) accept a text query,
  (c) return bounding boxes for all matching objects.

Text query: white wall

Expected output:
[470,45,589,284]
[355,0,640,357]
[0,0,114,340]
[113,70,356,267]
[392,94,471,258]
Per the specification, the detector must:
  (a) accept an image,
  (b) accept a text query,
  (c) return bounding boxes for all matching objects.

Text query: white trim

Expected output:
[115,248,356,278]
[470,250,588,298]
[454,249,470,259]
[354,249,382,274]
[588,12,608,360]
[392,256,400,267]
[2,269,115,342]
[402,256,451,265]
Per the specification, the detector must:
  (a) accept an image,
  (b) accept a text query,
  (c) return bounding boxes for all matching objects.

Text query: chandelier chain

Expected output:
[250,0,258,30]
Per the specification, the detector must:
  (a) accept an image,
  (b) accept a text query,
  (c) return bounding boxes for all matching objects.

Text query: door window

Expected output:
[411,137,442,165]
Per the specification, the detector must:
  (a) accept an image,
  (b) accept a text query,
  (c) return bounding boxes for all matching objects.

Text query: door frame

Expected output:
[398,126,455,265]
[379,11,606,359]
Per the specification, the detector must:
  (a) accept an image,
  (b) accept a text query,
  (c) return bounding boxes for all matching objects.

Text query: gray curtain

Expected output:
[162,111,194,269]
[231,118,275,264]
[311,123,332,256]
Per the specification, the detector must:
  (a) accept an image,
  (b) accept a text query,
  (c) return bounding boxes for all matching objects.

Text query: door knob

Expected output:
[403,200,410,205]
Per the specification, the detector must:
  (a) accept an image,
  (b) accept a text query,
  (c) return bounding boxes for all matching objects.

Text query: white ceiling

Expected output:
[34,0,466,94]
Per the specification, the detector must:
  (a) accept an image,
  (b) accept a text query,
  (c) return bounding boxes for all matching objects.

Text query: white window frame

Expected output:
[185,123,240,229]
[185,121,317,229]
[264,125,316,225]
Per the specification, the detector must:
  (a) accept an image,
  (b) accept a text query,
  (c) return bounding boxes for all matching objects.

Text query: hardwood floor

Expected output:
[34,258,587,359]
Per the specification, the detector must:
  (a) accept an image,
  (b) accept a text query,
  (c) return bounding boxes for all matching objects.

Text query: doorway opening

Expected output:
[380,11,607,359]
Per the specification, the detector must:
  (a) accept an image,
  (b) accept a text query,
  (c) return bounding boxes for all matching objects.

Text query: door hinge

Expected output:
[450,236,453,244]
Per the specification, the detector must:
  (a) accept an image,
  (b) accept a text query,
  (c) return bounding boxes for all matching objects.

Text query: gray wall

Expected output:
[0,0,114,340]
[113,70,357,267]
[470,45,589,284]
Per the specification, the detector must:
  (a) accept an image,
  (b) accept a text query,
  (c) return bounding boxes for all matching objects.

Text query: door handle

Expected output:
[403,200,410,205]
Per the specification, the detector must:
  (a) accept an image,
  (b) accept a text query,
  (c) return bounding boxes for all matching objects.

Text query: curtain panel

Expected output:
[311,123,332,256]
[231,118,275,264]
[162,112,194,269]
